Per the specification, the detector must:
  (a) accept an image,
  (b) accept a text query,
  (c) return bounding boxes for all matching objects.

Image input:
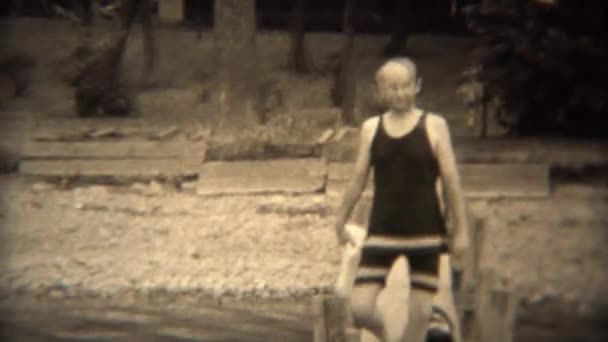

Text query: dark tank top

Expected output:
[368,112,447,238]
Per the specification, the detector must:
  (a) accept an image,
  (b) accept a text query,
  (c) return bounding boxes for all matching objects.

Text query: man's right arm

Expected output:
[334,118,375,245]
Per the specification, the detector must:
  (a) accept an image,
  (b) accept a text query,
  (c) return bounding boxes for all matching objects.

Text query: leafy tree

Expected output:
[461,0,608,137]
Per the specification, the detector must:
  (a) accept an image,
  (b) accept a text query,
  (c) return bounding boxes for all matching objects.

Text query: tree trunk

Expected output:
[214,0,258,125]
[334,0,358,126]
[10,0,21,17]
[120,0,157,85]
[288,0,316,74]
[73,0,94,48]
[383,0,410,57]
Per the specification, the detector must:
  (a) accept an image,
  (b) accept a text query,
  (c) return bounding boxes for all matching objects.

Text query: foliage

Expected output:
[461,0,608,137]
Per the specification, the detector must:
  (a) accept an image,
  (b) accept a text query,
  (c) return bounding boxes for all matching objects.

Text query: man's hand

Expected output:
[451,231,470,271]
[336,223,367,248]
[335,223,355,247]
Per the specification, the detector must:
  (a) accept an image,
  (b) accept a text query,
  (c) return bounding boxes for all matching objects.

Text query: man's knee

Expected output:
[394,288,435,341]
[351,283,383,331]
[410,289,435,319]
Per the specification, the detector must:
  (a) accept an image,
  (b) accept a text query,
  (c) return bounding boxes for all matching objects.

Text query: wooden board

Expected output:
[158,0,184,23]
[327,163,550,199]
[197,159,326,195]
[25,118,208,141]
[20,140,207,160]
[18,158,202,178]
[459,163,549,198]
[324,137,608,166]
[473,271,519,342]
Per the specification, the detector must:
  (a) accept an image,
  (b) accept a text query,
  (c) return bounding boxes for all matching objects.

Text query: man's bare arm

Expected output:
[334,119,375,244]
[433,117,470,252]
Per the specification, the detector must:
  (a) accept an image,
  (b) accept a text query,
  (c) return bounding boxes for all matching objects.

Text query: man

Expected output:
[334,57,469,341]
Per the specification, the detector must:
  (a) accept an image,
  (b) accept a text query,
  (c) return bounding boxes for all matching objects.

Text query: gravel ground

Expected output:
[0,175,342,303]
[2,174,607,311]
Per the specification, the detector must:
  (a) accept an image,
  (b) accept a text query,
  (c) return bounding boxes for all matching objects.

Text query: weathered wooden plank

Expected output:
[324,137,608,165]
[18,158,202,178]
[20,140,207,159]
[312,295,354,342]
[158,0,184,23]
[460,163,549,198]
[473,270,519,342]
[312,295,328,342]
[197,159,326,195]
[26,118,207,141]
[327,163,550,199]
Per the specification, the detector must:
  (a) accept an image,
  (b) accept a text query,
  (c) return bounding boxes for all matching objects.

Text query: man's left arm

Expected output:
[433,117,470,264]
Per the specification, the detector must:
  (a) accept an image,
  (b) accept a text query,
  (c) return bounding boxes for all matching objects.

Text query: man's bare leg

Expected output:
[376,255,411,341]
[377,255,434,342]
[401,288,434,341]
[351,282,384,339]
[351,255,435,342]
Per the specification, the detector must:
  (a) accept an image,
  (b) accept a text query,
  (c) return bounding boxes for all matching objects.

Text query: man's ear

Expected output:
[415,78,423,94]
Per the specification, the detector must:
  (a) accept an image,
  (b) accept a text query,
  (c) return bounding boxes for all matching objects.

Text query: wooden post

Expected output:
[340,0,358,126]
[480,87,489,138]
[456,216,484,340]
[214,0,259,125]
[158,0,184,24]
[313,295,328,342]
[313,295,359,342]
[461,216,486,294]
[473,270,519,342]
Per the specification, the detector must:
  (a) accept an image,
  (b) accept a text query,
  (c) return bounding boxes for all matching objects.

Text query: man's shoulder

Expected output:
[358,115,381,143]
[424,112,448,126]
[361,115,381,132]
[424,112,451,135]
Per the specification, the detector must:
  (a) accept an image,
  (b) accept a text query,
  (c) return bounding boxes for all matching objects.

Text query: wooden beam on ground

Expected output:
[327,163,550,199]
[197,159,326,195]
[459,163,549,198]
[18,158,201,179]
[324,137,608,166]
[20,140,206,160]
[25,118,208,142]
[20,140,205,159]
[325,163,374,197]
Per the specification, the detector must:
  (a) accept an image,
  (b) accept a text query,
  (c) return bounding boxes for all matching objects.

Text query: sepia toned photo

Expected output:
[0,0,607,341]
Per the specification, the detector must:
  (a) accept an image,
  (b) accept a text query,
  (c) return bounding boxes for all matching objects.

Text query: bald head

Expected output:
[375,57,418,84]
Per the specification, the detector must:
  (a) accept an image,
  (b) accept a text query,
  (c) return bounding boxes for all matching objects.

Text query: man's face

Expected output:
[377,64,420,112]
